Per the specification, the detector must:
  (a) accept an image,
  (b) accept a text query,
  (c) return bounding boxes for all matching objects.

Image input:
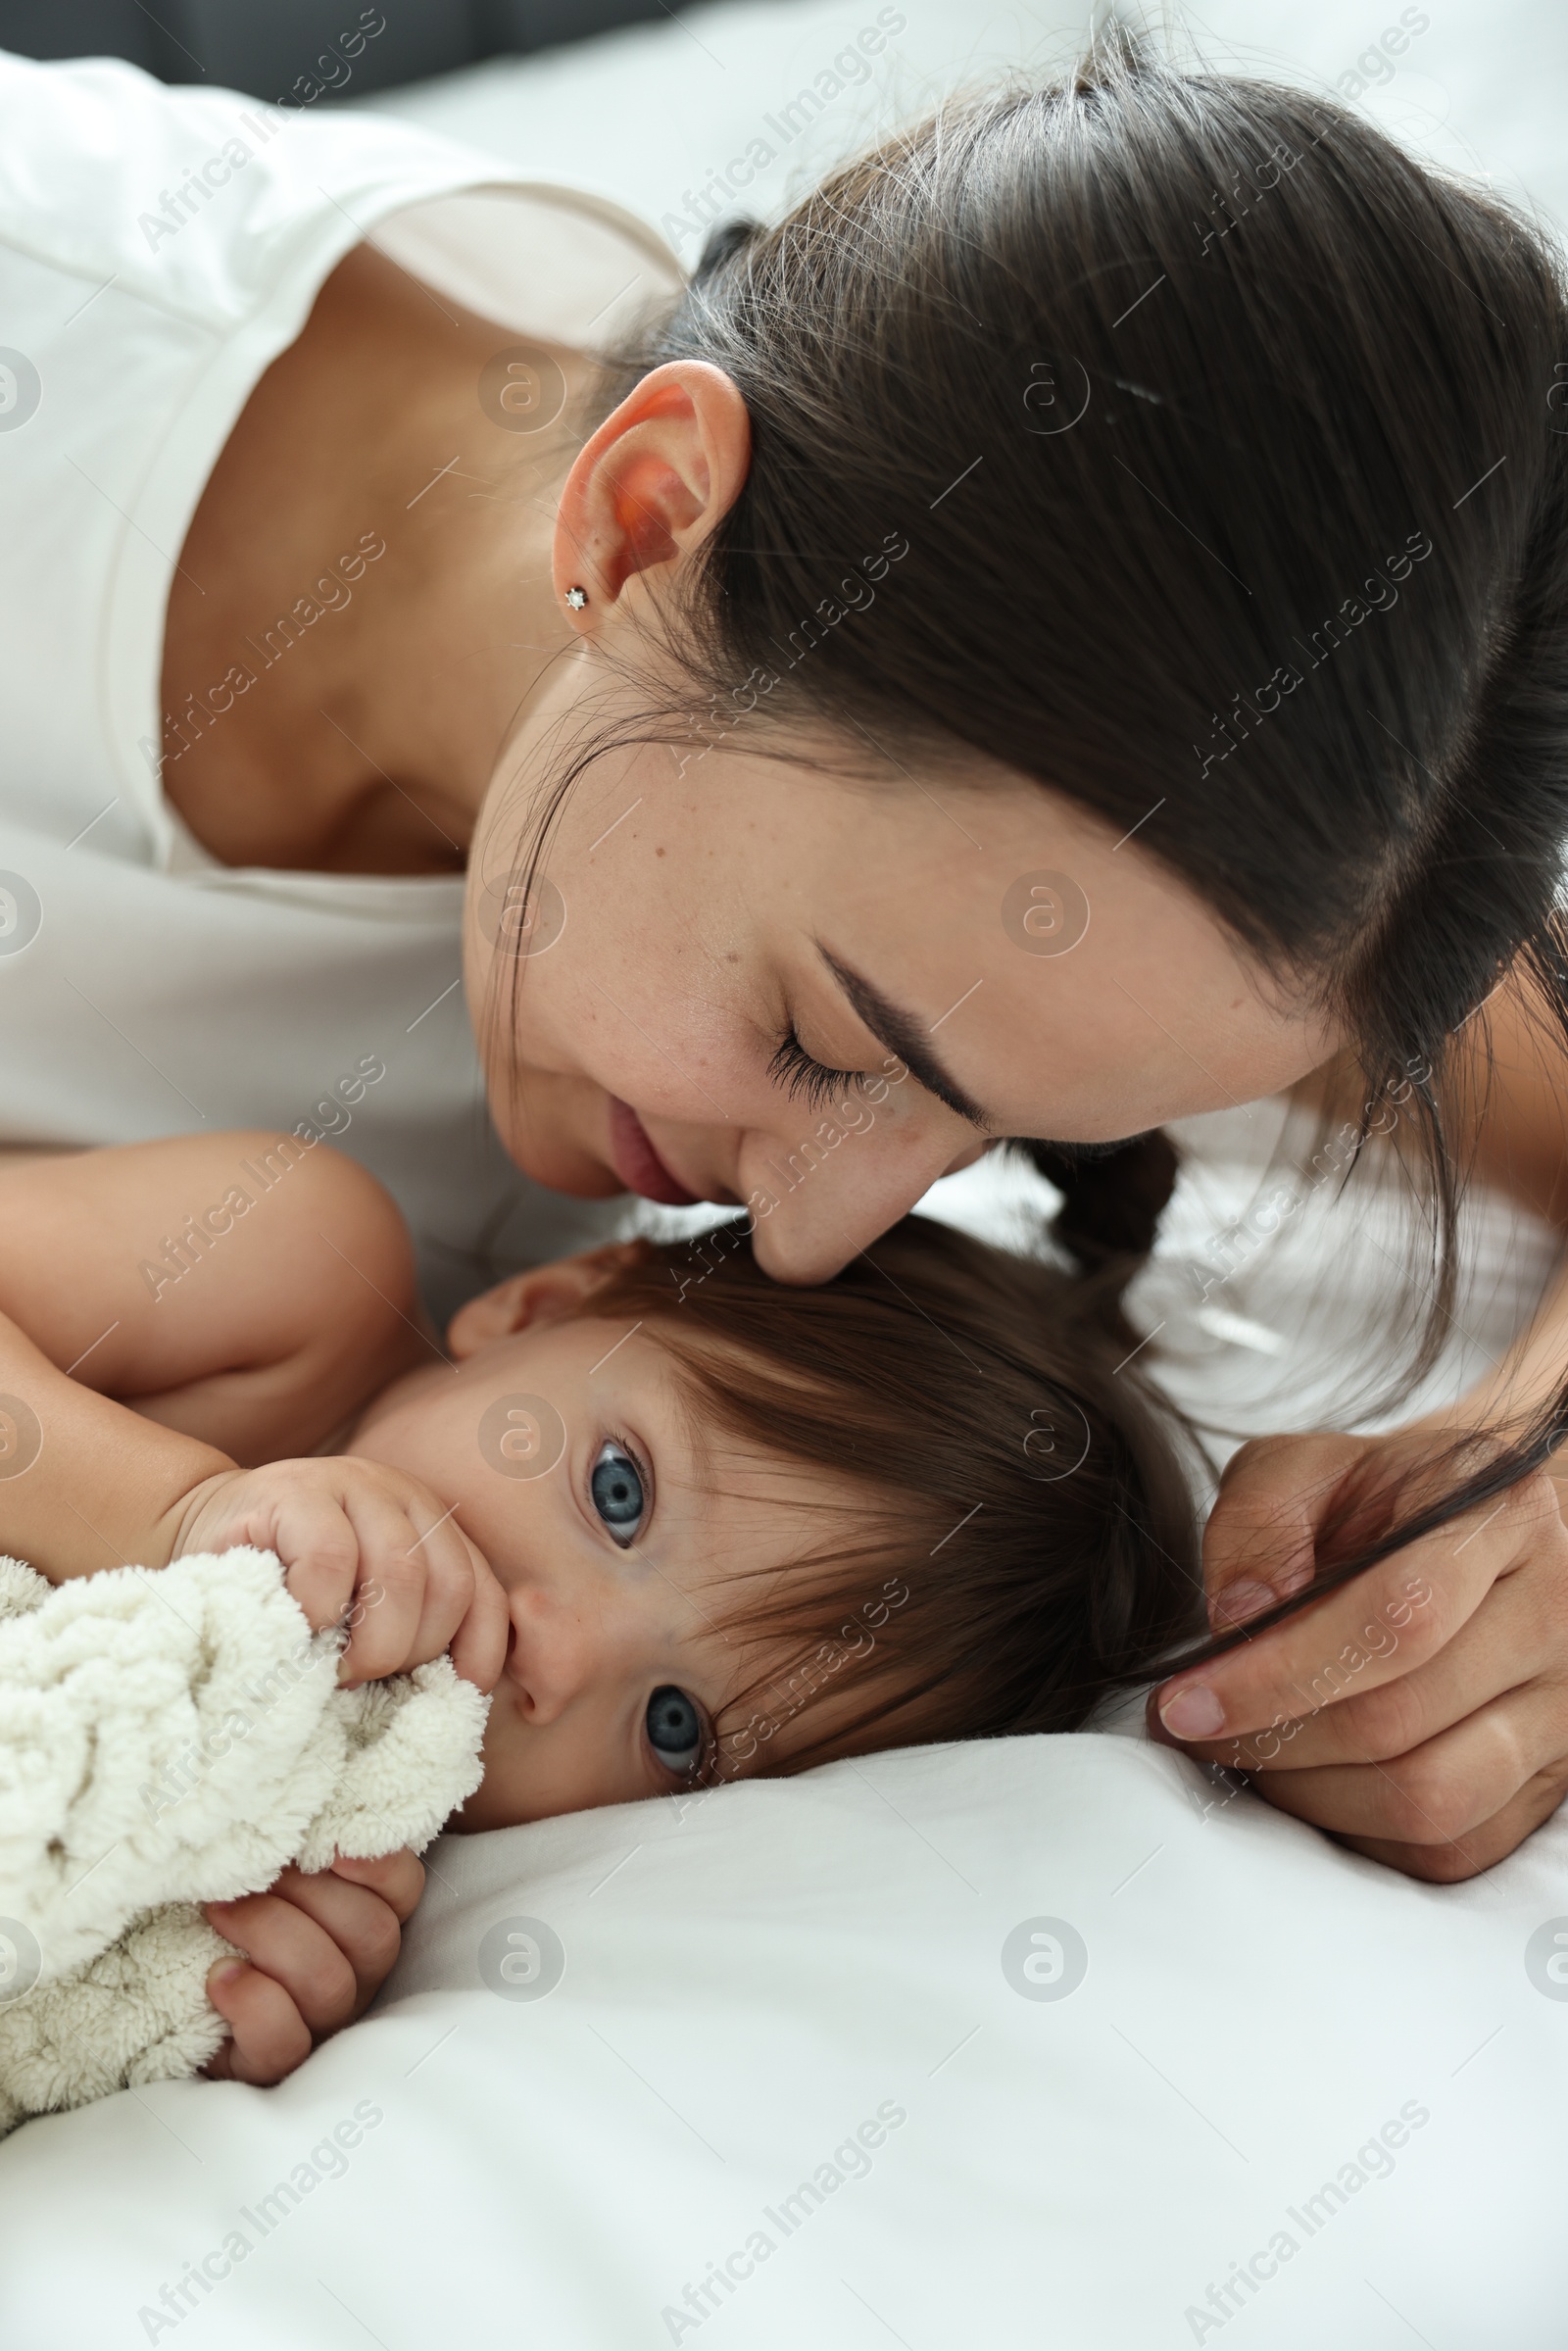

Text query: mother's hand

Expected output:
[1150,1431,1568,1880]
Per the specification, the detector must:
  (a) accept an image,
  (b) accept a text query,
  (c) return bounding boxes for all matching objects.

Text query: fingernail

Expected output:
[1159,1682,1226,1739]
[1210,1578,1276,1629]
[208,1960,245,1987]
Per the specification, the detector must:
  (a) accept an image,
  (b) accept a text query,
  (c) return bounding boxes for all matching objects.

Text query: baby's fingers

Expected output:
[203,1956,313,2085]
[205,1890,358,2038]
[332,1486,439,1682]
[339,1493,476,1682]
[447,1538,510,1693]
[330,1847,425,1923]
[272,1494,362,1634]
[399,1508,486,1676]
[257,1862,409,2007]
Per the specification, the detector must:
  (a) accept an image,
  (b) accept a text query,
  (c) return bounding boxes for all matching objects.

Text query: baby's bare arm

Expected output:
[0,1302,229,1580]
[0,1132,429,1464]
[0,1133,439,1579]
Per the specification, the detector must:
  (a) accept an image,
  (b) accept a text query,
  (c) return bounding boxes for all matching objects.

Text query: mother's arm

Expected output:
[1153,971,1568,1881]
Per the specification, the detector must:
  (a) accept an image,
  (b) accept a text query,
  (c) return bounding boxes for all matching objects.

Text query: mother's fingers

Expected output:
[1201,1431,1369,1603]
[1156,1471,1564,1743]
[1200,1559,1555,1772]
[1155,1558,1452,1743]
[1333,1763,1568,1883]
[1246,1678,1568,1853]
[1200,1425,1478,1627]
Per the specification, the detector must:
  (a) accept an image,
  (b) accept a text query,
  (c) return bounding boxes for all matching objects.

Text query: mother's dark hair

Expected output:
[591,29,1568,1626]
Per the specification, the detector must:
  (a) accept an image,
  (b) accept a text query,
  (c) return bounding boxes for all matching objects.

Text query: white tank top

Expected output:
[0,50,682,1317]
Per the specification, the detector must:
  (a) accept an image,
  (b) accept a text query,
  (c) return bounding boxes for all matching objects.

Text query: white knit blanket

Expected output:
[0,1548,487,2133]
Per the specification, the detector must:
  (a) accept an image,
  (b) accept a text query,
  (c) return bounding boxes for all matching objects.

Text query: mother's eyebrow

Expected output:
[818,947,991,1129]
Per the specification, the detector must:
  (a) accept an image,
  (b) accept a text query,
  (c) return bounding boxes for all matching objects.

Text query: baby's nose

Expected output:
[503,1589,597,1723]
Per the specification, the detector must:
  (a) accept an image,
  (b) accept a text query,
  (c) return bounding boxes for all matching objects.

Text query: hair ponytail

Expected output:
[1022,1130,1181,1278]
[691,216,761,284]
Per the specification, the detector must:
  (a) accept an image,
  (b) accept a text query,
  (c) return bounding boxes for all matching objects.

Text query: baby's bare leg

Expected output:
[0,1134,431,1464]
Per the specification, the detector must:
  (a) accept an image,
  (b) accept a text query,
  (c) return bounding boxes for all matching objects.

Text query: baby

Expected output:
[0,1127,1200,2070]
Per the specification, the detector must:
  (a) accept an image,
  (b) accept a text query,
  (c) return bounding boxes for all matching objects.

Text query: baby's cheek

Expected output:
[450,1686,526,1831]
[345,1399,454,1498]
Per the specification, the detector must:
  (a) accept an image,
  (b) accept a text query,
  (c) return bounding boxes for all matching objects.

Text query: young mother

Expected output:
[5,34,1568,2065]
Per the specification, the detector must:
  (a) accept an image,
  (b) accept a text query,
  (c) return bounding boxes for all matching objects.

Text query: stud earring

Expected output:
[564,586,589,611]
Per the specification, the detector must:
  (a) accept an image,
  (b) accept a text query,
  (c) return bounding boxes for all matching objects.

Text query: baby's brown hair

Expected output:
[579,1194,1202,1781]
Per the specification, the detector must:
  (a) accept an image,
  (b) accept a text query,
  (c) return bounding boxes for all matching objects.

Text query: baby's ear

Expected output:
[446,1241,648,1359]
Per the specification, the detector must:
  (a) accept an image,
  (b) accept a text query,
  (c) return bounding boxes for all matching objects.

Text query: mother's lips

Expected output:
[607,1098,703,1207]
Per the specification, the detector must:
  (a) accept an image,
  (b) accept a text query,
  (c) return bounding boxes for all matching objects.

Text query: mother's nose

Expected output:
[749,1130,997,1285]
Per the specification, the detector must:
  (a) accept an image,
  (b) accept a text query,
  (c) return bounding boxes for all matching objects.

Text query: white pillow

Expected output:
[3,1735,1565,2347]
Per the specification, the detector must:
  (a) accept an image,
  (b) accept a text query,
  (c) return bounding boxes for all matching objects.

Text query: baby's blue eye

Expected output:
[646,1686,704,1775]
[591,1441,645,1539]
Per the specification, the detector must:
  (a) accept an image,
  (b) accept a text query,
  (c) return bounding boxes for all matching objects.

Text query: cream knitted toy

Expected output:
[0,1548,488,2133]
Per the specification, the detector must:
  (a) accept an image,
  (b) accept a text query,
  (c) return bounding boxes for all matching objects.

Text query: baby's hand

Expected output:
[172,1457,509,1690]
[203,1849,425,2085]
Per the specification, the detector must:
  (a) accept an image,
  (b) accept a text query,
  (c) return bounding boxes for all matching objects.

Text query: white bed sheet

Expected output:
[3,1736,1566,2347]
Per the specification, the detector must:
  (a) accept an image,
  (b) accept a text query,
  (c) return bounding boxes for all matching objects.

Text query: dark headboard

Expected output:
[0,1,710,101]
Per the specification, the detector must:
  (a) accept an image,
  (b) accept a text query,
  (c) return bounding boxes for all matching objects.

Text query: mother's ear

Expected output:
[446,1241,649,1360]
[553,360,751,621]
